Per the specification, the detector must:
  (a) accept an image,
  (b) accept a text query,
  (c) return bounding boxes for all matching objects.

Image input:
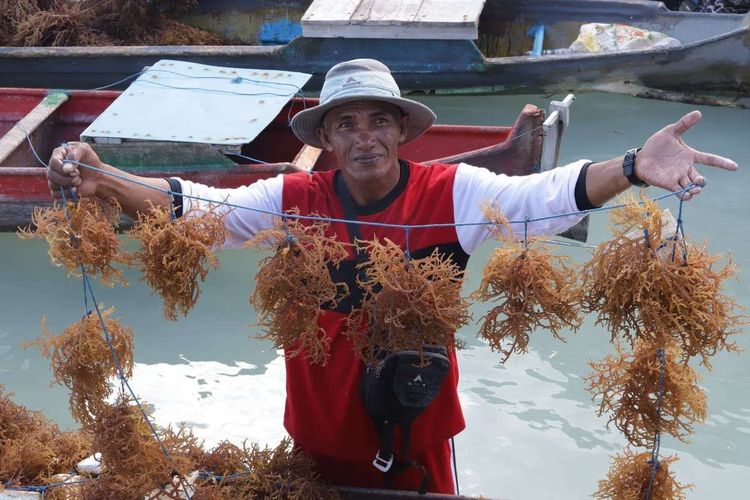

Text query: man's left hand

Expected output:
[635,110,738,200]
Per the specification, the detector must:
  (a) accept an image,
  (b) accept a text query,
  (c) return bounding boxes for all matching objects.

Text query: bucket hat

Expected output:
[290,59,436,148]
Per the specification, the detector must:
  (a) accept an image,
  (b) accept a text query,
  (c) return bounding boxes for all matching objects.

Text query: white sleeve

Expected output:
[174,174,284,248]
[454,160,589,255]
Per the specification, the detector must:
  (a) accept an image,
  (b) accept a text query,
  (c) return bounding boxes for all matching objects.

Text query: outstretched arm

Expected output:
[585,110,738,207]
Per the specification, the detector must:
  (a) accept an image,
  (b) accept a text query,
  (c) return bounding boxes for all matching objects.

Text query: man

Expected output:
[47,59,737,494]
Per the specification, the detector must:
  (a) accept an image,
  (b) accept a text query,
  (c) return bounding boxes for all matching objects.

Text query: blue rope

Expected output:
[91,71,143,91]
[3,479,92,493]
[54,159,705,234]
[644,348,666,500]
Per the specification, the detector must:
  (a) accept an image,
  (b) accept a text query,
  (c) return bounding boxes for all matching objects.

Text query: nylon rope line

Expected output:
[53,186,193,499]
[645,347,666,500]
[51,157,704,235]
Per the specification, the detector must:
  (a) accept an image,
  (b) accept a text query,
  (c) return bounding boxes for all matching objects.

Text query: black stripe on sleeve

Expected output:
[574,161,600,211]
[166,178,183,218]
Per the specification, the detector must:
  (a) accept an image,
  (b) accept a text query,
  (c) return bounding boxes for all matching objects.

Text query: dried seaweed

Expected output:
[26,309,134,429]
[146,19,223,45]
[193,437,340,500]
[19,197,130,287]
[582,194,745,365]
[585,339,707,447]
[0,386,91,487]
[249,215,350,365]
[129,205,228,321]
[594,449,692,500]
[472,204,583,362]
[12,0,109,46]
[0,0,40,44]
[346,238,470,366]
[89,393,192,499]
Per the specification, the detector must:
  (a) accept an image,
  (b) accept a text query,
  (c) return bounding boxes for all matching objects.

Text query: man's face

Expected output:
[316,101,408,186]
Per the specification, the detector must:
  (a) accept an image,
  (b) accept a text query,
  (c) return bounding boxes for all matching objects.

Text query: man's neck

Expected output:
[341,161,402,206]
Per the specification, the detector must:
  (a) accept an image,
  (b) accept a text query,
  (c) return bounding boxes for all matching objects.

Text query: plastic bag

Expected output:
[569,23,681,53]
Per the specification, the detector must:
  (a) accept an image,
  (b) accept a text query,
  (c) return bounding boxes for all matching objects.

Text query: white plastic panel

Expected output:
[81,59,311,146]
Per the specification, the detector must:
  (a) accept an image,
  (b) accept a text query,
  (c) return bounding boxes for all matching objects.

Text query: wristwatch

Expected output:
[622,148,647,187]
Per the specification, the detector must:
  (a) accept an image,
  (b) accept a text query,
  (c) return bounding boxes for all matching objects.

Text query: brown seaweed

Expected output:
[26,309,134,429]
[594,449,692,500]
[585,339,707,447]
[12,0,109,46]
[0,385,91,487]
[129,204,228,321]
[582,194,745,365]
[19,197,130,287]
[249,215,350,365]
[346,238,470,366]
[472,204,583,362]
[89,393,192,499]
[193,437,340,500]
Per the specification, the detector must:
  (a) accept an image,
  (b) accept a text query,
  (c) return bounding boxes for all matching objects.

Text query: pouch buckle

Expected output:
[372,450,394,472]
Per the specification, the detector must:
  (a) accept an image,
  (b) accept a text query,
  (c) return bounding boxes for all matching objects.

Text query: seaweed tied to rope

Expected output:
[582,194,745,365]
[585,338,706,448]
[346,237,470,366]
[594,448,691,500]
[472,203,583,362]
[19,197,131,287]
[249,214,350,365]
[26,308,134,429]
[87,393,192,499]
[129,204,229,321]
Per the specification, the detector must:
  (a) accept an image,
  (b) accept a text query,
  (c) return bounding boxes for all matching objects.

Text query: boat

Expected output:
[0,0,747,104]
[0,86,581,235]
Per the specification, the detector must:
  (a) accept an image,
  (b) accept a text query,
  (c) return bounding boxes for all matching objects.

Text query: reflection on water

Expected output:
[0,92,748,499]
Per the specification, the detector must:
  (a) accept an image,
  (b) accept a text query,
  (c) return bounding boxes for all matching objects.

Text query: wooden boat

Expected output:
[0,87,561,232]
[0,0,747,103]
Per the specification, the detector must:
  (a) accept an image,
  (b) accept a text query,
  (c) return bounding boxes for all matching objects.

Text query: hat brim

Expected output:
[290,95,436,149]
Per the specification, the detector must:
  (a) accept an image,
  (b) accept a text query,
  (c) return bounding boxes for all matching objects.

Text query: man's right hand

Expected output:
[47,142,107,200]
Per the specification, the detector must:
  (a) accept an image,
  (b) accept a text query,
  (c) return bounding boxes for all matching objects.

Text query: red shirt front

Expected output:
[281,160,468,461]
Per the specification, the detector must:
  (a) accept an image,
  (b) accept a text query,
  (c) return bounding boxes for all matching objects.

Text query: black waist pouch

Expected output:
[361,345,451,426]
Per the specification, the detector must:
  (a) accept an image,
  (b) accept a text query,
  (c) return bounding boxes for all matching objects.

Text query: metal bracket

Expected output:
[541,93,575,171]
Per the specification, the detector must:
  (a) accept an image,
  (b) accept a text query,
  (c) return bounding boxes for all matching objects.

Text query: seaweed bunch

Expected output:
[145,19,223,45]
[12,0,109,46]
[636,241,743,368]
[472,203,583,362]
[129,204,229,320]
[0,0,40,44]
[346,238,470,366]
[0,385,91,487]
[27,309,134,429]
[19,197,130,287]
[593,448,692,500]
[249,214,350,365]
[585,338,707,447]
[87,393,192,498]
[193,437,340,499]
[582,194,744,364]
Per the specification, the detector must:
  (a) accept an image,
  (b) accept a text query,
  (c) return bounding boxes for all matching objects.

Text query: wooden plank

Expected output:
[415,0,486,25]
[291,144,322,171]
[351,0,423,25]
[0,92,68,165]
[302,0,360,25]
[301,23,478,39]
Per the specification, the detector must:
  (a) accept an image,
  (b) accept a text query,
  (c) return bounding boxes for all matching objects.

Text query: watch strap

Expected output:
[623,148,647,187]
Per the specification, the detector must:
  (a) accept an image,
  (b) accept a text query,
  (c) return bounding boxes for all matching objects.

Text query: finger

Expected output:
[693,150,738,170]
[670,110,701,137]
